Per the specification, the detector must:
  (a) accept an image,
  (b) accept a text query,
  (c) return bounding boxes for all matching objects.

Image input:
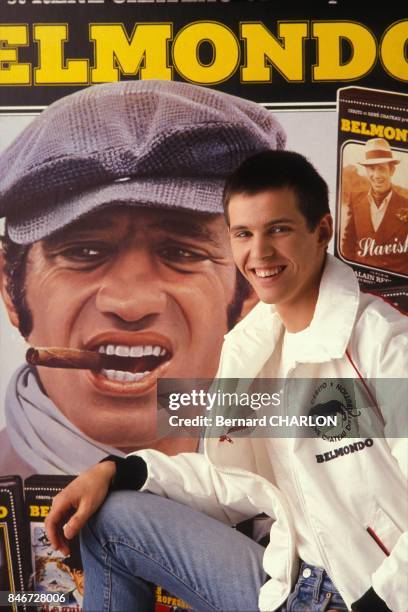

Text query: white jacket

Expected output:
[134,255,408,611]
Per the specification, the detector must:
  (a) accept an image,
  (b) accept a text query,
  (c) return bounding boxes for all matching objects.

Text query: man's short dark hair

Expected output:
[223,150,330,230]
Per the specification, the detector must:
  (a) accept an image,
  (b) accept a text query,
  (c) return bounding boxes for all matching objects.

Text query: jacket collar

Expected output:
[224,254,360,373]
[298,254,360,362]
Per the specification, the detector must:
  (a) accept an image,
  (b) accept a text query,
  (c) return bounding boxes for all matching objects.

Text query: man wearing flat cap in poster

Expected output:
[0,80,285,478]
[341,137,408,274]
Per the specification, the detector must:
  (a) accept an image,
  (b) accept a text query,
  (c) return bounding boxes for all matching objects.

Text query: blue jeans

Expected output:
[277,563,348,611]
[80,491,347,611]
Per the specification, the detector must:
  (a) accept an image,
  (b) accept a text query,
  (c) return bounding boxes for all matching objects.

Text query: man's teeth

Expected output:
[255,266,283,278]
[101,369,151,382]
[96,344,167,383]
[98,344,167,357]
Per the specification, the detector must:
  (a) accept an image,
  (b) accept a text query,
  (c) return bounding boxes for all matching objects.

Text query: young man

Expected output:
[0,80,282,477]
[46,151,407,611]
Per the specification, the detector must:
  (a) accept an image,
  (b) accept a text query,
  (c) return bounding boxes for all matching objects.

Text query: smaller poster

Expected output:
[335,86,408,312]
[0,475,30,612]
[24,475,83,612]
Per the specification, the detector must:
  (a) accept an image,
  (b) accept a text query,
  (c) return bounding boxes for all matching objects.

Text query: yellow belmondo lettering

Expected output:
[29,504,50,517]
[381,21,408,81]
[0,20,407,85]
[173,22,239,85]
[0,506,8,519]
[0,25,30,85]
[340,119,408,142]
[91,23,172,82]
[34,24,88,84]
[241,22,308,82]
[312,22,376,81]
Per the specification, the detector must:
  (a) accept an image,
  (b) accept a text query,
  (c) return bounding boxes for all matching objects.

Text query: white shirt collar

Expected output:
[227,255,360,365]
[368,189,393,231]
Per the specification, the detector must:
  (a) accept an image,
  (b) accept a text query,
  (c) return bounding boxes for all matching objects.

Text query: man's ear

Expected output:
[0,249,20,329]
[317,213,333,249]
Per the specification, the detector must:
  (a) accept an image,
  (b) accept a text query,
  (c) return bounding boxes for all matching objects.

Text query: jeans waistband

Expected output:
[297,561,339,598]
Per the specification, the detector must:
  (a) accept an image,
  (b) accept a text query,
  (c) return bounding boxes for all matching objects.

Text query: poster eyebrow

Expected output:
[42,218,116,247]
[151,218,220,246]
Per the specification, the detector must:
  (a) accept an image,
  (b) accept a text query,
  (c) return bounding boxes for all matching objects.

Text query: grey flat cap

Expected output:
[0,80,286,244]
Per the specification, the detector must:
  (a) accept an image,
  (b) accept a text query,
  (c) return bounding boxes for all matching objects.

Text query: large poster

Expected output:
[0,1,407,606]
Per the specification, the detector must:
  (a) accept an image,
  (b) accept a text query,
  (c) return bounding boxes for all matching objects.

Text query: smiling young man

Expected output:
[45,151,407,611]
[0,80,285,477]
[226,178,331,332]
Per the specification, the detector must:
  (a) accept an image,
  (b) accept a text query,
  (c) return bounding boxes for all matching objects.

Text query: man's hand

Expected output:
[45,461,116,555]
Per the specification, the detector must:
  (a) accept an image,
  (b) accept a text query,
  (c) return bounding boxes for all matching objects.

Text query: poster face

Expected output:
[0,4,407,610]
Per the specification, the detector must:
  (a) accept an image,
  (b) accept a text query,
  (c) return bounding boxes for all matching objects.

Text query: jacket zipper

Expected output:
[284,371,341,599]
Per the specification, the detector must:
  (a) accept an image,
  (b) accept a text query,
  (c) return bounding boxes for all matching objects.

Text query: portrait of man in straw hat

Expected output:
[340,137,408,275]
[0,80,285,478]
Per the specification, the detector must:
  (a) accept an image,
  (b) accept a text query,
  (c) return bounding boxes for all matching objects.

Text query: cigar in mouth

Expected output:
[26,344,172,375]
[26,347,102,370]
